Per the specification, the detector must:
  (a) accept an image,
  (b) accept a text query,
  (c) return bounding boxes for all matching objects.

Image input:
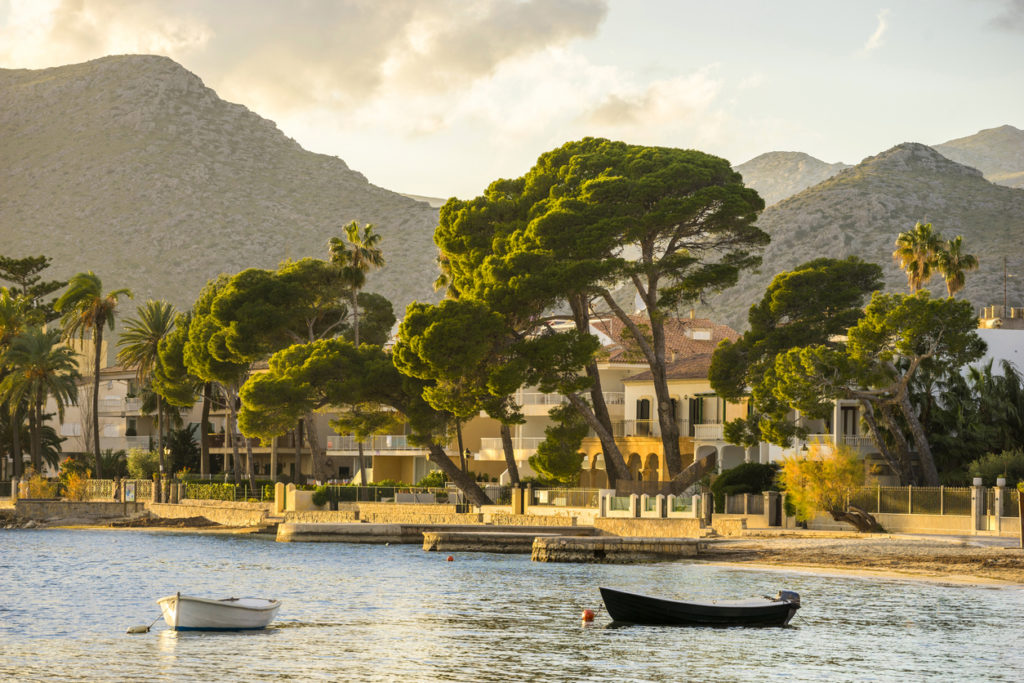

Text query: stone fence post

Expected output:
[274,482,286,515]
[971,478,986,532]
[10,477,18,503]
[655,494,666,518]
[629,493,639,518]
[995,478,1006,529]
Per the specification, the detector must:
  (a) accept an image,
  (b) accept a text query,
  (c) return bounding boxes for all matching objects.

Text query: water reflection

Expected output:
[1,529,1023,681]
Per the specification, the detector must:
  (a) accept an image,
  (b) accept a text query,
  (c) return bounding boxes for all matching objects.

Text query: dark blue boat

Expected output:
[599,587,800,626]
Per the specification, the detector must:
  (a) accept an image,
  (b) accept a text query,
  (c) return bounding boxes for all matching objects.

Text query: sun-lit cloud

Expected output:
[863,8,891,52]
[990,0,1024,31]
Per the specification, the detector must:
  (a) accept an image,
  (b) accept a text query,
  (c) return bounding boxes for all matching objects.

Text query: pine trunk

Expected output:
[427,443,492,506]
[499,422,519,485]
[200,384,211,476]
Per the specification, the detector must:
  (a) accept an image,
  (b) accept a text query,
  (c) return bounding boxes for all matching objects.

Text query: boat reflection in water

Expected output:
[599,587,800,626]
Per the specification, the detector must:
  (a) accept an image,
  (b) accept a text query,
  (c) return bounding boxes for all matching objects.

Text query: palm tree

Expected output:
[893,221,943,293]
[117,300,175,475]
[54,272,132,478]
[0,327,79,472]
[935,235,979,298]
[0,288,31,477]
[329,221,385,346]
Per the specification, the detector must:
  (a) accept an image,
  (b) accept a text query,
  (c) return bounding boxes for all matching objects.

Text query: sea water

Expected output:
[1,529,1022,681]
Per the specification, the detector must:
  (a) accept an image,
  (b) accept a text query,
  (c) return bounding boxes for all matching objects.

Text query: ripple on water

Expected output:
[1,529,1023,681]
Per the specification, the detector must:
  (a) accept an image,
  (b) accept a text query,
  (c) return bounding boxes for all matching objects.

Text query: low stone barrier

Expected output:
[423,531,555,553]
[711,518,747,536]
[593,517,707,538]
[283,510,360,523]
[15,500,146,522]
[531,536,704,563]
[148,501,271,527]
[358,511,484,525]
[486,512,578,527]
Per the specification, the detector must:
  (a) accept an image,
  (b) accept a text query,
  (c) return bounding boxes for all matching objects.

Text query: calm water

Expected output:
[1,530,1022,682]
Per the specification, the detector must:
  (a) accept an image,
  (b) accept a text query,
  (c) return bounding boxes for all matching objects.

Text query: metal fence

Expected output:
[724,494,765,515]
[848,486,973,516]
[1003,489,1021,518]
[530,488,600,508]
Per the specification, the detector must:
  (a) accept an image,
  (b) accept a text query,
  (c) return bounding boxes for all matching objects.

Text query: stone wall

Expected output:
[148,500,271,527]
[531,536,703,563]
[283,510,359,523]
[358,511,484,525]
[593,517,707,538]
[487,512,577,527]
[15,500,146,522]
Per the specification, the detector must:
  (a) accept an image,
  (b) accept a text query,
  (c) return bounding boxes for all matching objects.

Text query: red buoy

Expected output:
[581,609,595,622]
[446,555,454,562]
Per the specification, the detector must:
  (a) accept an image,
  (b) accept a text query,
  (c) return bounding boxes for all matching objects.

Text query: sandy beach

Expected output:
[701,534,1024,585]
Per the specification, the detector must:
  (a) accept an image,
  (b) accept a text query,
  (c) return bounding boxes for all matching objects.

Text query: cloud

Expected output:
[990,0,1024,31]
[583,70,722,130]
[863,8,890,52]
[0,0,607,112]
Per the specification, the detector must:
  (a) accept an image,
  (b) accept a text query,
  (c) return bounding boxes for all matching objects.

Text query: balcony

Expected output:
[692,423,724,441]
[99,435,152,451]
[325,435,417,452]
[478,437,545,460]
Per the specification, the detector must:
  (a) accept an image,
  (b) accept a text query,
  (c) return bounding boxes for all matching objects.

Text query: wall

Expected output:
[15,500,145,521]
[148,500,271,527]
[594,517,706,538]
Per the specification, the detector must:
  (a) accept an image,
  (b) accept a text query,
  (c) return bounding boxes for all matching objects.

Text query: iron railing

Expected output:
[848,486,973,516]
[530,488,600,508]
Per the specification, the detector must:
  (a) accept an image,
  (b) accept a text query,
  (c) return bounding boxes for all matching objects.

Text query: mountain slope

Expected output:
[934,125,1024,189]
[734,151,851,206]
[704,143,1024,329]
[0,55,441,318]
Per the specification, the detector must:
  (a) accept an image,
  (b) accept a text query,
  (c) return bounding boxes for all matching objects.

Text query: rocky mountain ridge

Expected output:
[0,55,441,319]
[704,142,1024,329]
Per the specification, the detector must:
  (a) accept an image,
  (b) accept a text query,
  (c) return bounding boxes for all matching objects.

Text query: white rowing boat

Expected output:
[157,592,281,631]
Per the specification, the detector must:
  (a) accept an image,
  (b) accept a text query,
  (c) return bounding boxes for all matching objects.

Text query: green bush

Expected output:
[967,450,1024,487]
[416,470,447,488]
[127,448,160,480]
[311,485,330,507]
[185,482,238,501]
[711,462,780,513]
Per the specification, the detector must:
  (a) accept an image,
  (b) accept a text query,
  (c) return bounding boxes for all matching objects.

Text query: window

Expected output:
[841,406,858,436]
[636,398,651,420]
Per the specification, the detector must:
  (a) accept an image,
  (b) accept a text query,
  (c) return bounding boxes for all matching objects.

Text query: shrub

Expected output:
[710,462,779,513]
[25,469,57,498]
[311,485,330,507]
[777,443,882,532]
[416,470,447,488]
[185,482,238,501]
[63,470,91,501]
[100,449,129,479]
[127,448,160,480]
[967,449,1024,487]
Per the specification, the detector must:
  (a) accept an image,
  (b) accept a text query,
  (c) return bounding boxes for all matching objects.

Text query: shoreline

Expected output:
[699,559,1023,587]
[9,519,1024,586]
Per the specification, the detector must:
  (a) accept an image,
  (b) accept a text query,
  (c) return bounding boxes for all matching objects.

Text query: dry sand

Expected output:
[702,534,1024,585]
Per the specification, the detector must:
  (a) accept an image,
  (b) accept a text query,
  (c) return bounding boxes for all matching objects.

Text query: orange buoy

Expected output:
[446,555,454,562]
[581,609,595,622]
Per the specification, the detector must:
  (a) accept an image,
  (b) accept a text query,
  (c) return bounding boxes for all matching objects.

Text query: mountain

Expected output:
[0,55,441,320]
[734,152,851,206]
[934,125,1024,189]
[703,142,1024,330]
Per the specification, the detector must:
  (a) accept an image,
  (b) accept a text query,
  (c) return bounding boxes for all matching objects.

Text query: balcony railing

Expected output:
[515,390,625,407]
[692,423,724,441]
[326,435,413,451]
[99,435,152,451]
[478,437,545,456]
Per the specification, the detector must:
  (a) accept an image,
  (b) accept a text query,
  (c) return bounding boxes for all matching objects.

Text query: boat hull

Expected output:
[157,594,281,631]
[599,587,799,626]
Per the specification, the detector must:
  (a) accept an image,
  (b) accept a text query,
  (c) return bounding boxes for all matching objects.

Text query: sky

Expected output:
[2,0,1023,199]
